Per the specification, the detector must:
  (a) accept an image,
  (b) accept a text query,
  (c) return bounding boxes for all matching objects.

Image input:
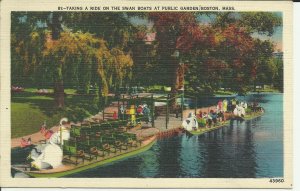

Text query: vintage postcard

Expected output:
[0,0,293,188]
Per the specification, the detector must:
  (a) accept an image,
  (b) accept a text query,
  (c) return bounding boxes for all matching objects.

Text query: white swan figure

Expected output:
[30,143,63,170]
[182,112,198,131]
[29,118,70,170]
[49,118,70,145]
[233,106,245,117]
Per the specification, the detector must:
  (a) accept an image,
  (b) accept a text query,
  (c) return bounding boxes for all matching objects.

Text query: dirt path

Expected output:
[11,125,60,148]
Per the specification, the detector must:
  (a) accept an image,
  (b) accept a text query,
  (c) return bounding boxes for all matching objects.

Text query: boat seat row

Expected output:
[63,132,140,165]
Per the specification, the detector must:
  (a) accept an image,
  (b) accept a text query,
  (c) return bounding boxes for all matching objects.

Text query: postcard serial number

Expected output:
[269,179,284,183]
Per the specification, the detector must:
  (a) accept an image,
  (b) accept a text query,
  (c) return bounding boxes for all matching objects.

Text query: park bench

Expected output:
[102,136,119,153]
[63,140,85,165]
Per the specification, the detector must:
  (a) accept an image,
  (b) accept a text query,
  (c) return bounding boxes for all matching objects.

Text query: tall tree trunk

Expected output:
[54,65,64,108]
[51,12,64,108]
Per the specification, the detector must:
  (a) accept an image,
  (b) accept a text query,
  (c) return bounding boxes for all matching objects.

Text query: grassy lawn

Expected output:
[11,89,98,138]
[11,102,62,138]
[215,90,235,95]
[24,88,77,94]
[256,86,281,93]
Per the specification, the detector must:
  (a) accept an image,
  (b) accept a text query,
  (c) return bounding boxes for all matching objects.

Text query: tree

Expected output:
[272,57,283,92]
[187,12,282,95]
[251,39,275,91]
[130,27,159,87]
[12,12,136,109]
[11,13,47,87]
[48,12,65,107]
[148,13,213,109]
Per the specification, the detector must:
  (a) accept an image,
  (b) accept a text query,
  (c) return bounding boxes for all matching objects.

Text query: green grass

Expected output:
[256,86,280,93]
[145,85,172,93]
[215,90,235,95]
[23,88,77,95]
[11,89,98,138]
[11,103,62,138]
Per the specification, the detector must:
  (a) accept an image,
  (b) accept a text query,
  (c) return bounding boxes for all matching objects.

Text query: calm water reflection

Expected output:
[68,93,283,178]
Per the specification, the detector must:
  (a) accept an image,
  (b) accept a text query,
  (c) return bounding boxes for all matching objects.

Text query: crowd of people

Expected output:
[118,104,152,126]
[194,98,251,129]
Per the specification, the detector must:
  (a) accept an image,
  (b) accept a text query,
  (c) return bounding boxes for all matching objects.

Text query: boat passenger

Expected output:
[223,99,228,112]
[207,110,216,127]
[211,110,218,125]
[137,105,144,115]
[197,111,203,119]
[217,100,223,112]
[197,111,206,128]
[40,122,53,140]
[231,99,236,107]
[20,137,31,148]
[243,102,248,109]
[217,111,225,122]
[202,112,209,128]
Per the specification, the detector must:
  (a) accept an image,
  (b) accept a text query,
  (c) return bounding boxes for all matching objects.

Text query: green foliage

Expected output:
[11,12,283,100]
[11,18,47,87]
[213,12,282,36]
[272,57,283,92]
[62,106,91,123]
[240,12,282,36]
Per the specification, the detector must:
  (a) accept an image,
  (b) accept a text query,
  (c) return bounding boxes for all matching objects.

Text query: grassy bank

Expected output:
[11,89,98,138]
[11,102,62,138]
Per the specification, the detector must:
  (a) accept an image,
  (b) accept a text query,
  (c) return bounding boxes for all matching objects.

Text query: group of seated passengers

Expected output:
[248,101,264,112]
[196,110,226,128]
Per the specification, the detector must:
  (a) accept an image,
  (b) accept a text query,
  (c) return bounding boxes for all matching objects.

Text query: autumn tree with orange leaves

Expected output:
[148,12,281,101]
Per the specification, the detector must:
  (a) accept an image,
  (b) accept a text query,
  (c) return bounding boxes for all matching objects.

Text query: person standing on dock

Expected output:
[129,105,136,126]
[232,99,236,109]
[119,105,125,120]
[142,104,151,124]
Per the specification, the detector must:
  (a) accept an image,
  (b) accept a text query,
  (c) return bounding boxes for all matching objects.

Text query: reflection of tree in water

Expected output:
[199,130,228,178]
[179,135,202,177]
[198,121,257,178]
[156,136,183,177]
[233,121,258,177]
[138,145,159,177]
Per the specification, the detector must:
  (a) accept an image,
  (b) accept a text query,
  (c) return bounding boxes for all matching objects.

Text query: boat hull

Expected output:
[187,111,264,136]
[18,136,157,178]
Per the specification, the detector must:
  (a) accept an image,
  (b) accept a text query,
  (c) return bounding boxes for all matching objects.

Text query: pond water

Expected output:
[67,93,283,178]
